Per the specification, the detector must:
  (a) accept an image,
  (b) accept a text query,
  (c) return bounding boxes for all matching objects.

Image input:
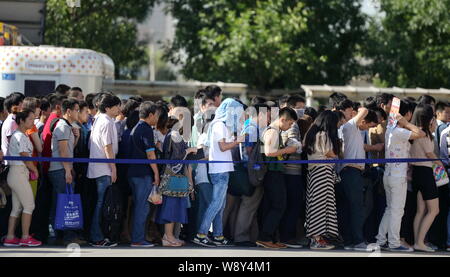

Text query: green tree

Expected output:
[44,0,156,79]
[164,0,366,91]
[363,0,450,88]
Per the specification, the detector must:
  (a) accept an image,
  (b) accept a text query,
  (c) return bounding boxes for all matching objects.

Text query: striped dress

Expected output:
[305,132,339,239]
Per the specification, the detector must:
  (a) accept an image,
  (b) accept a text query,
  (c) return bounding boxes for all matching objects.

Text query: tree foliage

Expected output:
[363,0,450,88]
[164,0,366,91]
[45,0,156,79]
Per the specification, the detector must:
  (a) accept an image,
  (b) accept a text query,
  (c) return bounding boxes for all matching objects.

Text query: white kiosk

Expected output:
[0,45,114,97]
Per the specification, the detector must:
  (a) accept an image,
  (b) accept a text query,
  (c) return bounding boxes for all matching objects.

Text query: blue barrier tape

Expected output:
[2,156,448,165]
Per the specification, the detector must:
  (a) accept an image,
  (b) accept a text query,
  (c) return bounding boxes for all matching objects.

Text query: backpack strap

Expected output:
[49,118,61,134]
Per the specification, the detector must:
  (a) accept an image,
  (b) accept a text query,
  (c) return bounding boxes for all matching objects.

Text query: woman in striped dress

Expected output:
[303,110,341,250]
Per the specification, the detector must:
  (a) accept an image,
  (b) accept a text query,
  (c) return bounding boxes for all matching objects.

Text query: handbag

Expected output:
[54,184,84,230]
[432,164,449,187]
[159,135,193,198]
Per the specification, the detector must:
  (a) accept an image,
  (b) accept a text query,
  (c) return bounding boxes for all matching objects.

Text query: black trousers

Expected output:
[279,174,304,242]
[258,171,287,242]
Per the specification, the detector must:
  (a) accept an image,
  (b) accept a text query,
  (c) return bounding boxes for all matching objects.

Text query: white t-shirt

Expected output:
[208,121,234,174]
[195,133,210,184]
[384,127,412,178]
[342,118,366,169]
[8,130,33,166]
[87,113,119,179]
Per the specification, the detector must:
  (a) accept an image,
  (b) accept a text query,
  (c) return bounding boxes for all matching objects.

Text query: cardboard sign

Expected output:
[387,97,401,129]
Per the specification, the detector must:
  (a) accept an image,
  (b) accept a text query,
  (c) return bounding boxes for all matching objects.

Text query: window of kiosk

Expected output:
[24,80,56,97]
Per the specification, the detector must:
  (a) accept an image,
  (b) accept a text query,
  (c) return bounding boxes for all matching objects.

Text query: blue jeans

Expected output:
[198,173,229,237]
[128,175,152,243]
[90,175,112,242]
[48,168,77,241]
[196,182,213,232]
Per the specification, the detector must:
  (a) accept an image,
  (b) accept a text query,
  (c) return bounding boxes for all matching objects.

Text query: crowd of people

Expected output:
[0,83,449,253]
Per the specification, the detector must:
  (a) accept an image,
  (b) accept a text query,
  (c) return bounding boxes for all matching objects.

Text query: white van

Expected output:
[0,45,114,97]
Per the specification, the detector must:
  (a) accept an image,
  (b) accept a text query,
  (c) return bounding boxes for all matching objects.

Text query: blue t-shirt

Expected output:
[128,120,156,177]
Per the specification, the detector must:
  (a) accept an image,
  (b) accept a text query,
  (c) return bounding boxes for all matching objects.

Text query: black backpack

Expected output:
[100,184,124,242]
[247,128,268,187]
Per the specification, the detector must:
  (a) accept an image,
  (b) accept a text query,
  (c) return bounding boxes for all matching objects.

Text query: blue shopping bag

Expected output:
[55,184,84,230]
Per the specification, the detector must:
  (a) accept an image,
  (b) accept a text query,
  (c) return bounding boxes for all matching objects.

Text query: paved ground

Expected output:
[1,245,449,257]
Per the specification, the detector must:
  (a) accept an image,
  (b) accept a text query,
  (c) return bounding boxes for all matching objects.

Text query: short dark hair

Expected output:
[364,96,377,109]
[286,95,305,108]
[22,97,40,112]
[251,96,267,106]
[94,92,110,109]
[329,92,347,109]
[99,94,121,113]
[170,95,188,108]
[129,95,143,103]
[337,99,353,111]
[85,93,96,110]
[205,85,222,100]
[418,95,436,106]
[399,100,414,116]
[15,109,34,125]
[55,84,71,95]
[139,101,158,119]
[279,107,298,121]
[364,109,379,124]
[78,100,88,111]
[40,98,50,112]
[5,92,25,113]
[71,87,82,92]
[195,89,207,99]
[352,101,361,112]
[126,110,140,130]
[121,99,140,118]
[373,106,388,120]
[48,94,67,110]
[305,107,318,120]
[435,101,449,113]
[376,93,394,107]
[62,98,79,114]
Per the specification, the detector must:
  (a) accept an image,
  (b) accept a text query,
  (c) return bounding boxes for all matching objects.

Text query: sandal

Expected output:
[413,244,435,253]
[162,235,182,247]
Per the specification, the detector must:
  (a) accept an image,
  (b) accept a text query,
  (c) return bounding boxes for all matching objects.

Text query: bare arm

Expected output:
[263,129,297,157]
[20,152,38,178]
[59,140,75,184]
[397,116,426,140]
[146,150,160,186]
[218,140,240,152]
[30,132,43,154]
[353,107,368,126]
[425,151,444,167]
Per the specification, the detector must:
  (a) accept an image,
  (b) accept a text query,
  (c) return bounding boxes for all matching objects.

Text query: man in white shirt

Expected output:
[88,94,121,247]
[376,100,425,252]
